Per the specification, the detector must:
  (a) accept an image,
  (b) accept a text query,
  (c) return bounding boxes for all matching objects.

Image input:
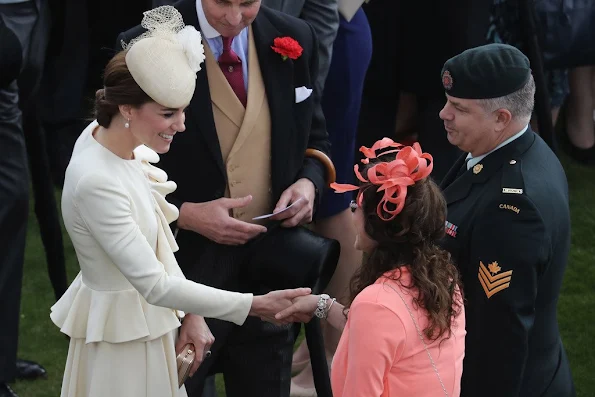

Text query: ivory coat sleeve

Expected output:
[74,172,253,325]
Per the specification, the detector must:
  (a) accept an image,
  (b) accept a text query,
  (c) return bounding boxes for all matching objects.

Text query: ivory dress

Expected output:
[51,120,253,397]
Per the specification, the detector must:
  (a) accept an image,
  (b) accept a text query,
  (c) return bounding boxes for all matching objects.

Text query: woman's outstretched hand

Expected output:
[275,294,320,323]
[250,288,313,325]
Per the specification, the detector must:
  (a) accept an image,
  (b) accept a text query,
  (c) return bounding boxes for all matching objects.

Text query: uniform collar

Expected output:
[467,125,529,170]
[443,128,535,206]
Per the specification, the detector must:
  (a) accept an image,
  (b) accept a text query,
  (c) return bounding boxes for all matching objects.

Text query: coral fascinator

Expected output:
[330,138,434,221]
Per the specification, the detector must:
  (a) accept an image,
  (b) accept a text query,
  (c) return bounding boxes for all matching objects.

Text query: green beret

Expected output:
[441,43,531,99]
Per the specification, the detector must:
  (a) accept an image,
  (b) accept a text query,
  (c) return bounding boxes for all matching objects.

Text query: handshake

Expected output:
[249,288,327,325]
[177,289,331,377]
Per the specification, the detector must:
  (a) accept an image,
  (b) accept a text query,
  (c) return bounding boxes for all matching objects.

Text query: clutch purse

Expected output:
[176,344,195,388]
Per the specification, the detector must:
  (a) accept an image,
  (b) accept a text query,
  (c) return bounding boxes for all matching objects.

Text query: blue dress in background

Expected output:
[318,8,373,219]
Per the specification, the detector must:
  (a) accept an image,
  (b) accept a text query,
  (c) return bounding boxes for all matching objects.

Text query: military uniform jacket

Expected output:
[440,129,575,397]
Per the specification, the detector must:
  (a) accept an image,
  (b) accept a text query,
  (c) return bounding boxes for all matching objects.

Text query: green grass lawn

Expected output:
[10,154,595,396]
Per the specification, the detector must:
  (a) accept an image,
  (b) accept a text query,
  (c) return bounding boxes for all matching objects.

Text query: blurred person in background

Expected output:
[0,2,50,395]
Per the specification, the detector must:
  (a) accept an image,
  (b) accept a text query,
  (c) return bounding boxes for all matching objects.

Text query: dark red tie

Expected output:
[218,36,247,107]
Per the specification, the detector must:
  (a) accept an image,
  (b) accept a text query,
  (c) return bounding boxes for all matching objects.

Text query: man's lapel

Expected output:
[441,153,467,190]
[252,12,295,190]
[441,153,473,206]
[175,0,226,178]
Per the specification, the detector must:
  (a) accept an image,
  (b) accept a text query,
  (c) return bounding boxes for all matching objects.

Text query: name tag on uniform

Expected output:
[502,187,523,194]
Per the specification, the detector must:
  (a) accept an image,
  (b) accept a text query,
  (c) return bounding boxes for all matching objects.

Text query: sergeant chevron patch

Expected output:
[478,261,513,298]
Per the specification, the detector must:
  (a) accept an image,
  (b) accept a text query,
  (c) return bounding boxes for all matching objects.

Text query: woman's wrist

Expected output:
[326,297,337,318]
[249,295,263,317]
[314,294,336,319]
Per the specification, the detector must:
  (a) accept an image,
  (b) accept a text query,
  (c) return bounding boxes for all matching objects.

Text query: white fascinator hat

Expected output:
[121,5,205,109]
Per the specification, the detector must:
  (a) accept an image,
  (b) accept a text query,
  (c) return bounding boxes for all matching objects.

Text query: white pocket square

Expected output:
[295,86,313,103]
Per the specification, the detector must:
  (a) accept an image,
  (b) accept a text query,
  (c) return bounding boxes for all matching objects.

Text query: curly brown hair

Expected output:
[347,166,463,342]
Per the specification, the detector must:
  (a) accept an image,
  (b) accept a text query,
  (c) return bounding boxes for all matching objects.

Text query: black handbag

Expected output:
[243,221,340,292]
[534,0,595,69]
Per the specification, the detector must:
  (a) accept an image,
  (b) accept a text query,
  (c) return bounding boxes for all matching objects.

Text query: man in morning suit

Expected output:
[438,43,575,397]
[117,1,331,396]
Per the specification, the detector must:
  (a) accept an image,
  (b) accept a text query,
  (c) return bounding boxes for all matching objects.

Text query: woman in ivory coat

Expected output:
[51,7,309,397]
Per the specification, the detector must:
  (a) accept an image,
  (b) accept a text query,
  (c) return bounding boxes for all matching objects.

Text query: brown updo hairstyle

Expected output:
[94,51,152,128]
[348,158,463,342]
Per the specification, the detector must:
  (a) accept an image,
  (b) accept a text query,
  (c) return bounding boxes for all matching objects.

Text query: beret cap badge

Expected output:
[442,70,453,90]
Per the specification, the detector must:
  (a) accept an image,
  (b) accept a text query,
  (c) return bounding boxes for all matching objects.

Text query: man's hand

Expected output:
[175,314,215,377]
[178,196,267,245]
[271,178,316,227]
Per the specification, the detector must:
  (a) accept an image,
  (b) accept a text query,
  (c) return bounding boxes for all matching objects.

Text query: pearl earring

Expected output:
[124,119,130,128]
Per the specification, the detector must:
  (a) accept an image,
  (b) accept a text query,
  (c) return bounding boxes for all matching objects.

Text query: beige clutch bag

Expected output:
[176,344,195,388]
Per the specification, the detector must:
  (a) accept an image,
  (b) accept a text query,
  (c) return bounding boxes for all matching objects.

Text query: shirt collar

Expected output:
[196,0,220,39]
[466,124,529,169]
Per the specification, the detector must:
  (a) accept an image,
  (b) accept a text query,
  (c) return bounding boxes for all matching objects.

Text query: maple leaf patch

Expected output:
[488,261,501,275]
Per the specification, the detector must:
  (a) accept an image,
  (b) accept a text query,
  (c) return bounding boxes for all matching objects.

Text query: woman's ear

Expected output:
[118,104,134,121]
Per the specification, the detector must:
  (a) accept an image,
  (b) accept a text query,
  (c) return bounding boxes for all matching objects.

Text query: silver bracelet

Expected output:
[314,294,330,318]
[325,298,337,319]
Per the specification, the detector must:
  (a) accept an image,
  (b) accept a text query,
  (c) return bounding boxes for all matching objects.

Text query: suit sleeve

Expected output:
[463,195,550,396]
[339,300,405,396]
[296,21,332,210]
[299,0,339,95]
[74,173,253,325]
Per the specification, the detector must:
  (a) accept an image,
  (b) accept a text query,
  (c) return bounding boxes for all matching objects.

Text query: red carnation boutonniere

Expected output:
[271,36,303,61]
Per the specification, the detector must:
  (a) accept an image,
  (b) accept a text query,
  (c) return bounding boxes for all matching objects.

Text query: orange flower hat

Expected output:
[330,138,433,221]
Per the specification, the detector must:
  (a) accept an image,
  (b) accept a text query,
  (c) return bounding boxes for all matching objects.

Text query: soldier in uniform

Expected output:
[438,44,576,397]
